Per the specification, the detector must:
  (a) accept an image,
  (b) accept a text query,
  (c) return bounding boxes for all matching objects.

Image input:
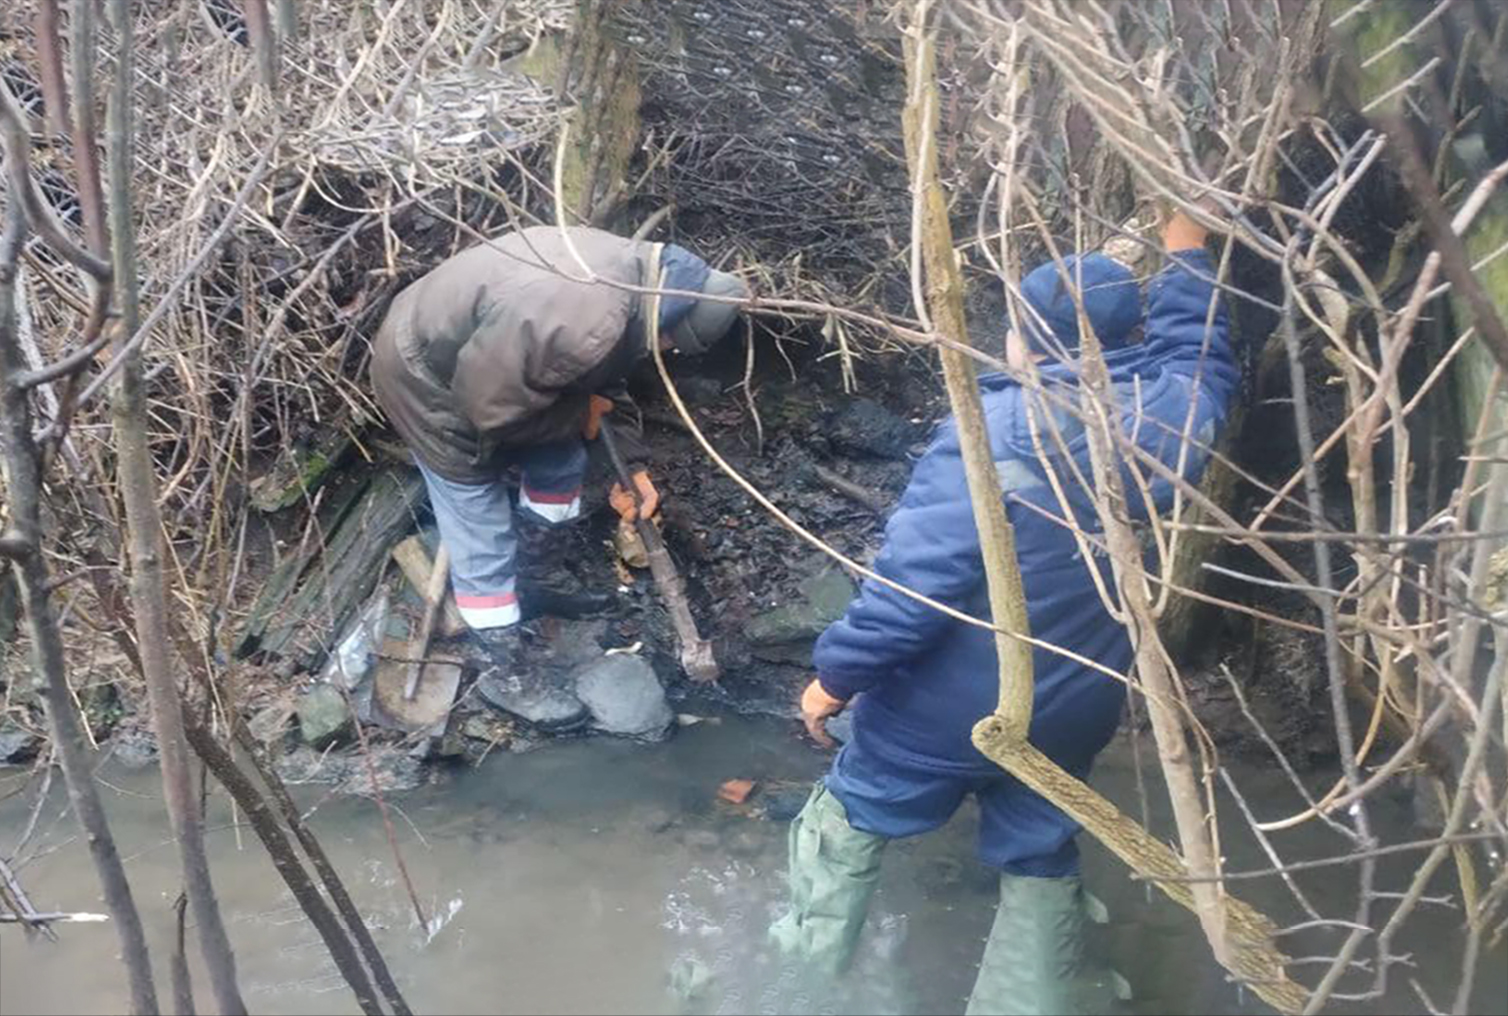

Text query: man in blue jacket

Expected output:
[770,211,1235,1014]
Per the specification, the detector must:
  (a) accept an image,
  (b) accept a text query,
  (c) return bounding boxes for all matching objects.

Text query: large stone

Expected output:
[112,727,159,769]
[573,655,674,742]
[745,568,856,664]
[828,398,917,459]
[79,682,122,740]
[274,743,427,795]
[296,684,354,749]
[0,721,40,765]
[537,619,610,671]
[460,712,513,744]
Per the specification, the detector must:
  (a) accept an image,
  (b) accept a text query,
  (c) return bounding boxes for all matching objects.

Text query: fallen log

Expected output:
[248,428,352,513]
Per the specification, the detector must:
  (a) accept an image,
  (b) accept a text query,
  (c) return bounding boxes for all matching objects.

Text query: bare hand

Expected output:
[801,678,848,749]
[1162,209,1209,252]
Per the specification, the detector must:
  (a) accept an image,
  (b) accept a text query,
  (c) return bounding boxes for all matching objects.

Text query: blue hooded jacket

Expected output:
[814,251,1237,775]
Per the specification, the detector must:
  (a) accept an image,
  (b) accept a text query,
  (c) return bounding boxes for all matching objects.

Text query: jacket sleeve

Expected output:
[1144,250,1235,388]
[812,418,985,699]
[485,393,590,448]
[1118,249,1238,519]
[599,381,651,470]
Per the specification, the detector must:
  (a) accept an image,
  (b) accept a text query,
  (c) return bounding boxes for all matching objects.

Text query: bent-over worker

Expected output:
[372,225,747,731]
[771,211,1236,1014]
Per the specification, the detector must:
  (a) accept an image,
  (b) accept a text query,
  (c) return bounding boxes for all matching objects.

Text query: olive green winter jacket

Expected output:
[371,226,655,484]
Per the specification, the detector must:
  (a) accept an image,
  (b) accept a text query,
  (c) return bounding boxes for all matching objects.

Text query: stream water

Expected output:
[1,716,1503,1015]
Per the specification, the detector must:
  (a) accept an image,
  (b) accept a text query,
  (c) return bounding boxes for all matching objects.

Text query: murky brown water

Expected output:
[2,717,1503,1015]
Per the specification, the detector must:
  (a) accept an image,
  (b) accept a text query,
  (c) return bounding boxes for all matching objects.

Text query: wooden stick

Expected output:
[806,459,889,514]
[391,536,464,636]
[403,544,449,701]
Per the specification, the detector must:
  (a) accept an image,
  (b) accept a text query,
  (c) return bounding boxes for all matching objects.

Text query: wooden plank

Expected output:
[391,536,465,637]
[371,636,463,733]
[233,469,375,658]
[238,467,425,668]
[248,429,353,513]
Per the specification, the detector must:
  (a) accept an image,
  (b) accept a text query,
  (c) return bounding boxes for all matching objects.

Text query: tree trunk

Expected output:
[229,722,414,1016]
[0,202,159,1016]
[105,2,246,1011]
[180,716,385,1016]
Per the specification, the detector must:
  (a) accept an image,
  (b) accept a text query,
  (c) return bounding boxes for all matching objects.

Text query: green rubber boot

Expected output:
[768,784,888,974]
[965,874,1092,1016]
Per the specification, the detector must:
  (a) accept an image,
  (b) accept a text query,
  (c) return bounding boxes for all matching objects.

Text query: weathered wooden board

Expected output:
[235,467,425,669]
[391,535,465,637]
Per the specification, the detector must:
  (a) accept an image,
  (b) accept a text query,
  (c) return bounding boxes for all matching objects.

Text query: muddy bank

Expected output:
[0,328,1369,783]
[0,338,937,785]
[1,300,1408,781]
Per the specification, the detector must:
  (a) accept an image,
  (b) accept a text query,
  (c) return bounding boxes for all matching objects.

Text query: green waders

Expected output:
[768,785,887,973]
[965,874,1093,1015]
[773,785,1108,1015]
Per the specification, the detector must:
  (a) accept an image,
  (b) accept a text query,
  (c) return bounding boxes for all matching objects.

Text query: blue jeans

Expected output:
[417,439,588,630]
[824,735,1087,877]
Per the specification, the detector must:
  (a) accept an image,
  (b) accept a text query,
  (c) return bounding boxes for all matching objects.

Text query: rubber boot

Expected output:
[471,627,589,732]
[965,874,1091,1016]
[768,785,887,974]
[517,578,615,620]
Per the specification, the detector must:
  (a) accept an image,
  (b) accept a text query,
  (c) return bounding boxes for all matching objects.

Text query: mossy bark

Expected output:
[515,1,642,225]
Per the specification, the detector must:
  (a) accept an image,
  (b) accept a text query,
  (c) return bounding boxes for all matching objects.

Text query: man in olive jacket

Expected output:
[372,225,746,728]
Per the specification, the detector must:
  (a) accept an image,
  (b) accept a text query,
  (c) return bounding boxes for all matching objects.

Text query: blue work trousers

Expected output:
[417,439,588,629]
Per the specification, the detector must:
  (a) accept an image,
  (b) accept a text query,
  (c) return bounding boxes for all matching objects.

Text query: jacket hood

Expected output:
[1020,253,1141,357]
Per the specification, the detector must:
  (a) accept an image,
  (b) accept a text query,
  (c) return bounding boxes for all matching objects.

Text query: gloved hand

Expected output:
[582,394,615,440]
[801,678,848,749]
[609,470,660,521]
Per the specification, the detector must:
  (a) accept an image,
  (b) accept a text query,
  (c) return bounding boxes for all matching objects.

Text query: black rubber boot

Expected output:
[517,578,616,621]
[470,627,590,732]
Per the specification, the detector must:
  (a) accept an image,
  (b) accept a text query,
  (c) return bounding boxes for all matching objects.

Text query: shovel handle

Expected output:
[403,544,450,701]
[597,416,640,500]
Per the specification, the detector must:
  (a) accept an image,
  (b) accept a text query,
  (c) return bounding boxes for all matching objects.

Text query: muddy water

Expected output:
[2,717,1503,1015]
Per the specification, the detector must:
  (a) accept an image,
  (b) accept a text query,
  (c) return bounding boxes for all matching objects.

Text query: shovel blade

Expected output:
[372,637,463,732]
[680,638,720,684]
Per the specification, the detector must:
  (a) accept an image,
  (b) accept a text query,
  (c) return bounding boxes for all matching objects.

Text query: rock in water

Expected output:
[275,742,428,795]
[113,728,160,769]
[829,398,916,459]
[247,701,295,745]
[573,656,674,741]
[746,567,856,664]
[296,684,354,749]
[0,721,40,765]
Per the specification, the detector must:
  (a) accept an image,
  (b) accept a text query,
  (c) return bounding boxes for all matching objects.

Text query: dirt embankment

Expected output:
[4,323,1366,785]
